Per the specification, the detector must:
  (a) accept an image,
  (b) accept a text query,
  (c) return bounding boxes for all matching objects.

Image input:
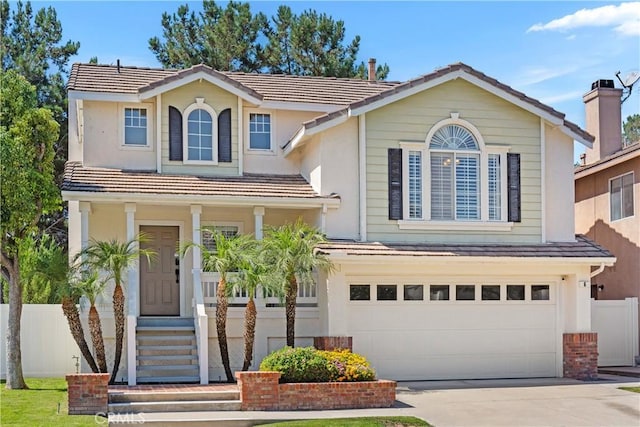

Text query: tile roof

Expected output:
[68,63,398,105]
[301,63,594,144]
[316,235,613,259]
[62,161,332,200]
[575,142,640,177]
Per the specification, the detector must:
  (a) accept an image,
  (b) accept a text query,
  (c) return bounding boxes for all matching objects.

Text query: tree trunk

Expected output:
[285,275,297,348]
[242,297,257,371]
[110,283,125,384]
[5,257,27,389]
[61,297,99,373]
[216,277,233,382]
[88,305,107,373]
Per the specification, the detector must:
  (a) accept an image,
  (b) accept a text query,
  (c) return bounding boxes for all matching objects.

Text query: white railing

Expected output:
[192,268,209,384]
[202,272,317,307]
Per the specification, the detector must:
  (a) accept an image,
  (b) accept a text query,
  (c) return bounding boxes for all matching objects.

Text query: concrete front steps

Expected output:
[136,317,199,384]
[108,388,242,414]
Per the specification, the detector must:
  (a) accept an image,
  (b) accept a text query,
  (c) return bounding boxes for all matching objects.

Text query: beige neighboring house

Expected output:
[575,79,640,355]
[63,62,614,385]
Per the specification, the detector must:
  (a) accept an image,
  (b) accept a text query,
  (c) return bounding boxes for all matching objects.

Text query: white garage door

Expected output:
[347,282,557,380]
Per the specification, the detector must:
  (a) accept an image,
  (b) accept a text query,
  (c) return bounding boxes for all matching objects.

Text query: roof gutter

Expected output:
[590,263,606,278]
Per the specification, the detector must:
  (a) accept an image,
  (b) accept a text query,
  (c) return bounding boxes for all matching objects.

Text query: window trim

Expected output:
[399,124,512,230]
[609,171,635,222]
[183,98,218,165]
[245,108,276,154]
[120,103,153,150]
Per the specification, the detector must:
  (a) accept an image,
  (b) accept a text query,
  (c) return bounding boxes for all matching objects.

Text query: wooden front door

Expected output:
[140,226,180,316]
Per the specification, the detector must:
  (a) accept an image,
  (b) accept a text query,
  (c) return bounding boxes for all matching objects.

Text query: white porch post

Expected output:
[254,206,265,240]
[325,267,349,336]
[191,205,208,384]
[125,203,137,385]
[191,205,202,271]
[321,204,327,234]
[79,202,91,252]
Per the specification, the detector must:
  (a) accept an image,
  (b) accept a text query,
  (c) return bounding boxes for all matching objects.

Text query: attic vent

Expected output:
[591,79,614,90]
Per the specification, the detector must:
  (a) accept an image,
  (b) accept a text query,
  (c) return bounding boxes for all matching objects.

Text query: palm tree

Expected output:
[190,229,252,382]
[231,241,283,371]
[58,267,100,373]
[73,270,108,373]
[263,219,333,347]
[81,235,154,384]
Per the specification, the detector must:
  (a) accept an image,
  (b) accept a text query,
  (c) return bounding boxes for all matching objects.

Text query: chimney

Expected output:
[368,58,376,81]
[583,79,622,164]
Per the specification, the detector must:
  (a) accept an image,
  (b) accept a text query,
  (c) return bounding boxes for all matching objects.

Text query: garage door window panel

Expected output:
[350,285,370,301]
[481,285,500,301]
[455,285,475,301]
[404,284,424,301]
[430,285,450,301]
[377,284,397,301]
[531,285,550,301]
[507,285,525,301]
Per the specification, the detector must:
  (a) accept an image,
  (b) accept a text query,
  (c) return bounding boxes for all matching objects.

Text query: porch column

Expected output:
[79,202,91,253]
[325,267,349,336]
[191,205,202,273]
[321,204,327,234]
[124,203,137,385]
[254,206,265,240]
[190,205,208,384]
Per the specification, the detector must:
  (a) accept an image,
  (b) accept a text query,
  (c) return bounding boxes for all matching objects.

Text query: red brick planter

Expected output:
[236,371,396,411]
[66,373,109,415]
[563,332,598,380]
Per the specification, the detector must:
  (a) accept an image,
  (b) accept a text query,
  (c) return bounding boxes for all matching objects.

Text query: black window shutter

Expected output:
[388,148,403,220]
[168,106,183,161]
[218,108,232,163]
[507,153,521,222]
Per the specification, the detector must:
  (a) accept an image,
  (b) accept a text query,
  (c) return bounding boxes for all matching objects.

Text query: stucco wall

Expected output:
[575,157,640,301]
[545,123,576,242]
[365,79,542,244]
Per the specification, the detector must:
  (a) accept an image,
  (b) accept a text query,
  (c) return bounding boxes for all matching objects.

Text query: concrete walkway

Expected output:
[110,375,640,426]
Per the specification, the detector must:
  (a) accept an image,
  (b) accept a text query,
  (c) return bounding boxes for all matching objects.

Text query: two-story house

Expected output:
[63,62,614,385]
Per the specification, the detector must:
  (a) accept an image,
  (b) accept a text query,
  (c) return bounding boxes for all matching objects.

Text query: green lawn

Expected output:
[259,417,430,427]
[0,378,97,426]
[620,386,640,393]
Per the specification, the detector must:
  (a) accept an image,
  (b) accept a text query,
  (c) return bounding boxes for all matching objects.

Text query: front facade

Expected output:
[575,80,640,356]
[64,62,613,384]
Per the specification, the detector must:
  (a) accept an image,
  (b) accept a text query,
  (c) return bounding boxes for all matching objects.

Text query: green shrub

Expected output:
[259,346,337,382]
[259,346,376,383]
[320,349,377,382]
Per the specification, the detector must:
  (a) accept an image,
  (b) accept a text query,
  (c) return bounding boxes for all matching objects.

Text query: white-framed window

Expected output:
[201,222,243,252]
[400,115,510,230]
[610,172,634,221]
[183,98,217,164]
[120,103,153,149]
[245,109,275,153]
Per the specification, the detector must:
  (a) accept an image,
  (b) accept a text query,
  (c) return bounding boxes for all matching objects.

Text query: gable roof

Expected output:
[68,63,398,107]
[285,62,594,154]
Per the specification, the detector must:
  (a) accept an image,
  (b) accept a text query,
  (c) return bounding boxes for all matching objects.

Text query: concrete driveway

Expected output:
[395,375,640,427]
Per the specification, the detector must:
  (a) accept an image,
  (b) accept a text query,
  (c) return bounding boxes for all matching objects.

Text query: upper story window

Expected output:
[249,113,272,150]
[124,107,148,145]
[183,98,218,164]
[610,172,634,221]
[389,114,519,231]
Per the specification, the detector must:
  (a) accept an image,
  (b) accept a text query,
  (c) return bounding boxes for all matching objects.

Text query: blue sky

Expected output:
[26,1,640,155]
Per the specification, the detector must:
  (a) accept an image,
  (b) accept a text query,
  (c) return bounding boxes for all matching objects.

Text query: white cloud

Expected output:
[566,34,576,41]
[539,90,585,105]
[515,65,581,87]
[528,2,640,36]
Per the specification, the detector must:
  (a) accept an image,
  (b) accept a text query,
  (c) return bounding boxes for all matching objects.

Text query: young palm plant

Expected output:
[187,229,253,382]
[230,241,283,371]
[73,270,108,373]
[263,219,333,347]
[81,235,155,384]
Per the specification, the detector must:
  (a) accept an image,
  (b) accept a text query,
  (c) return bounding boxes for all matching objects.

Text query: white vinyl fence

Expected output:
[591,298,639,367]
[1,304,80,378]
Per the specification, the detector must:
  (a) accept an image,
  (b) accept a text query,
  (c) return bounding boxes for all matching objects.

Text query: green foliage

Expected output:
[260,417,430,427]
[260,347,376,383]
[623,114,640,146]
[1,70,60,257]
[319,349,376,382]
[149,1,390,79]
[260,346,337,383]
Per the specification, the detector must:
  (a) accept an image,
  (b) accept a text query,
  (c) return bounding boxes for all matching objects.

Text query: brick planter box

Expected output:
[66,373,109,415]
[563,332,598,380]
[236,371,396,411]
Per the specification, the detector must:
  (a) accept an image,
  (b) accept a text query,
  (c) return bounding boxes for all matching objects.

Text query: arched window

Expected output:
[183,99,218,164]
[429,124,480,220]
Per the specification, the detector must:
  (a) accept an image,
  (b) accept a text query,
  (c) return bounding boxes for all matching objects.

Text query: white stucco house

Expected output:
[63,61,614,385]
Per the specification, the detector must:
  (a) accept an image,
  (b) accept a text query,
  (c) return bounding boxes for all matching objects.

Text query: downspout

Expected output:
[590,263,605,278]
